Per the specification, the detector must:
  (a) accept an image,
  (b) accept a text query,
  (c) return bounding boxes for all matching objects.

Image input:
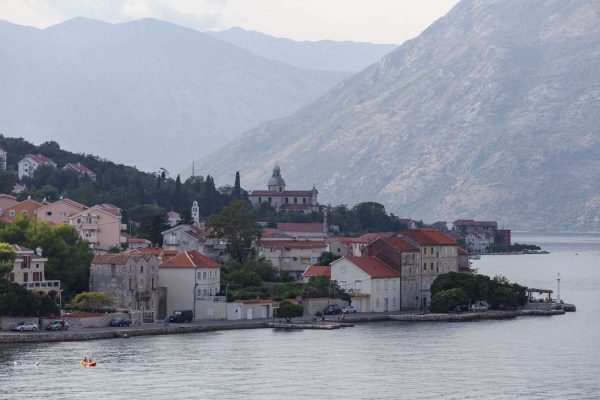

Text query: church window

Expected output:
[279,187,282,192]
[294,198,298,204]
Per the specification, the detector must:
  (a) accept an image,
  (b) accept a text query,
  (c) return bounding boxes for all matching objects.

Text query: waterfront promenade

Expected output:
[0,309,565,343]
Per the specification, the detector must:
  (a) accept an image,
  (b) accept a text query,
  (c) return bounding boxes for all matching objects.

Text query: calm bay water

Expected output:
[1,233,600,399]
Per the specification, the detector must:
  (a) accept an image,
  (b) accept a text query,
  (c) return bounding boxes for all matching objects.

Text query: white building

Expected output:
[161,224,226,262]
[248,165,319,213]
[17,154,57,179]
[7,245,61,294]
[464,232,494,253]
[331,256,400,313]
[258,239,326,278]
[159,250,222,318]
[0,148,7,171]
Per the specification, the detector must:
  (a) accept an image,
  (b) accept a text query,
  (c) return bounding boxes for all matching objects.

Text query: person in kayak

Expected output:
[82,357,88,363]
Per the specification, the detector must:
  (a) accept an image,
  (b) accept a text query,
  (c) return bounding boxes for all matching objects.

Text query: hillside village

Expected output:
[0,148,519,324]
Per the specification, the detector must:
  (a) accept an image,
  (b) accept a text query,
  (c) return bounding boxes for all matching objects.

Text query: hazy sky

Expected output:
[0,0,460,43]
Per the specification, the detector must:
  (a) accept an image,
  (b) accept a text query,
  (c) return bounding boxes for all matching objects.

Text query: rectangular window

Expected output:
[384,280,389,290]
[303,198,307,204]
[9,210,16,217]
[23,272,28,282]
[197,272,202,280]
[341,265,346,273]
[355,280,362,290]
[376,280,381,290]
[203,271,207,279]
[294,198,298,204]
[46,211,52,216]
[339,280,346,290]
[35,263,40,269]
[376,298,380,308]
[268,197,272,203]
[140,265,144,273]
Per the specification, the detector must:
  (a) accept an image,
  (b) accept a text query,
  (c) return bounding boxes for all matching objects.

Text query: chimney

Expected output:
[35,247,43,257]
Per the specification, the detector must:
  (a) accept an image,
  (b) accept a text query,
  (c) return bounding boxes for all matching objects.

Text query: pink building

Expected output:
[36,198,87,225]
[69,204,127,252]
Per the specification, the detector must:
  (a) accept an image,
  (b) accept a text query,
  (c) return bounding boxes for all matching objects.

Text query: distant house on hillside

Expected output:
[0,194,19,217]
[36,198,87,225]
[17,154,57,179]
[7,245,60,295]
[248,165,319,213]
[63,162,96,181]
[0,148,7,171]
[69,203,126,252]
[167,210,180,227]
[1,198,43,223]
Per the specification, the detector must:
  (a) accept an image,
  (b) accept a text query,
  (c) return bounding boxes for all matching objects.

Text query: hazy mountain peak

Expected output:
[196,0,600,231]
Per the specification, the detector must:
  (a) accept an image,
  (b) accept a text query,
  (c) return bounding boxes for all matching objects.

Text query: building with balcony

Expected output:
[89,253,160,316]
[69,203,126,252]
[161,224,226,261]
[7,245,60,294]
[330,256,400,313]
[159,250,222,318]
[258,239,326,278]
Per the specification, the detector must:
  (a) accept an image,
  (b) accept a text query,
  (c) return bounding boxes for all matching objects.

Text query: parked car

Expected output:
[323,304,343,315]
[109,316,132,327]
[471,303,489,312]
[168,310,193,323]
[12,321,38,332]
[455,304,469,312]
[342,306,357,314]
[45,320,69,331]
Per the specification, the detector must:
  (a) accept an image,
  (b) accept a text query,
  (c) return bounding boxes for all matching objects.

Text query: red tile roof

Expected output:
[343,256,399,278]
[260,228,291,239]
[25,154,55,164]
[303,265,331,278]
[160,250,221,268]
[277,223,323,233]
[64,162,94,175]
[401,229,458,246]
[380,236,419,251]
[260,240,327,249]
[357,232,395,242]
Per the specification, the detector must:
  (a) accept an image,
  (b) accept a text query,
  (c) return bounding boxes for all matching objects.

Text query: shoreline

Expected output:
[0,309,565,344]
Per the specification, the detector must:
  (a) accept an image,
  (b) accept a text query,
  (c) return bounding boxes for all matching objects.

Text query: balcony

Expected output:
[22,280,61,292]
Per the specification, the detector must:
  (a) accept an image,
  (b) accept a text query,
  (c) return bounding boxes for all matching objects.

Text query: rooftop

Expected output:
[342,256,399,278]
[160,250,221,269]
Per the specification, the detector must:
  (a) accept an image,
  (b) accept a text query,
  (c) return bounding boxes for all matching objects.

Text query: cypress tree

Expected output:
[233,171,241,199]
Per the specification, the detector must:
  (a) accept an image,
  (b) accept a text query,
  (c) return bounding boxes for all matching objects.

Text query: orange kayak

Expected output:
[80,360,96,367]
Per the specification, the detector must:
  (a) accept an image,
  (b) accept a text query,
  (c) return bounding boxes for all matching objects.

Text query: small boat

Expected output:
[80,360,96,367]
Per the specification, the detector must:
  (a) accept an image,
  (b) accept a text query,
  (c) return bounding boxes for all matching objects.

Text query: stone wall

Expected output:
[300,298,349,315]
[0,316,40,331]
[39,312,135,329]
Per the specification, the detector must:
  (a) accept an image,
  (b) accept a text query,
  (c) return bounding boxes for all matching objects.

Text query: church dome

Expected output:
[268,164,286,187]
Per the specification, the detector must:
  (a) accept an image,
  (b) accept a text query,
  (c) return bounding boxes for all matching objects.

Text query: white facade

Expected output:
[330,257,400,313]
[464,232,494,253]
[159,266,221,317]
[17,154,57,180]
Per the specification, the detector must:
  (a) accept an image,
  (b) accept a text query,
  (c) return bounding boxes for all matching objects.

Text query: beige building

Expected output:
[7,245,60,294]
[399,229,459,309]
[159,250,222,318]
[89,253,160,316]
[258,239,326,278]
[69,204,126,252]
[36,198,87,225]
[330,256,400,313]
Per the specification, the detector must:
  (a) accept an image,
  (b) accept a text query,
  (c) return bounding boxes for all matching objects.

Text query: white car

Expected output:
[12,321,38,331]
[342,306,357,314]
[471,303,488,312]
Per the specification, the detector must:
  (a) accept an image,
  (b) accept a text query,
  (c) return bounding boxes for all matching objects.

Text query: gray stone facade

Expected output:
[89,253,160,317]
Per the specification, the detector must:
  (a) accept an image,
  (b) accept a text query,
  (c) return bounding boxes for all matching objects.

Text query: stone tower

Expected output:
[191,201,200,226]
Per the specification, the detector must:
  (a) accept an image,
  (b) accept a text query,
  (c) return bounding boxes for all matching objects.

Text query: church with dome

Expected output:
[248,165,319,213]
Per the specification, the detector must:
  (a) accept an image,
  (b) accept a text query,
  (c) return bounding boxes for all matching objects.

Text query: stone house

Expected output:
[7,244,60,294]
[159,250,222,318]
[362,236,421,309]
[36,198,87,225]
[17,154,57,180]
[399,229,459,309]
[89,253,160,316]
[330,256,400,313]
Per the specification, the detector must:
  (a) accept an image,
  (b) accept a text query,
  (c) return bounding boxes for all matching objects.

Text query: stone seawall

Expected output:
[0,322,269,343]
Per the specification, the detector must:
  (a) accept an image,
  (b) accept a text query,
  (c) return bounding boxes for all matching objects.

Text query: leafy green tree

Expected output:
[71,291,116,311]
[137,213,169,246]
[275,300,304,322]
[0,242,16,278]
[430,288,470,313]
[34,184,60,202]
[207,200,260,263]
[0,171,16,194]
[317,251,340,266]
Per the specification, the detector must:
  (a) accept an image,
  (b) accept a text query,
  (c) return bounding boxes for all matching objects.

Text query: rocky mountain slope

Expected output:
[197,0,600,231]
[207,27,397,72]
[0,18,348,171]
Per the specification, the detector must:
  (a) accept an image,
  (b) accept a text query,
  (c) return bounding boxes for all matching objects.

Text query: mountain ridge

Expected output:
[195,0,600,231]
